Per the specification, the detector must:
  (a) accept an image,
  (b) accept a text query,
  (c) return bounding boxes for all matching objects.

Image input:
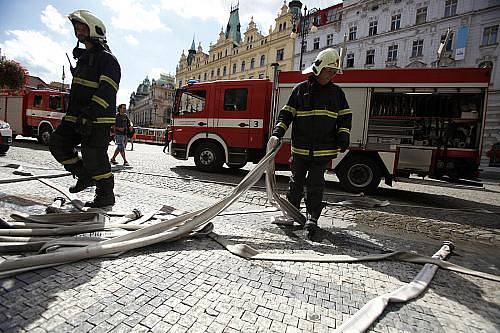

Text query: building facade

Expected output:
[128,74,175,128]
[176,3,296,86]
[293,0,499,166]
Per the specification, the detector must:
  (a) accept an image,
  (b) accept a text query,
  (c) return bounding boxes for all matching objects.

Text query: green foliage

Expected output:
[0,59,28,90]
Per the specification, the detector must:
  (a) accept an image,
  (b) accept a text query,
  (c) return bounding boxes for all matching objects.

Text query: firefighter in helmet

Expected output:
[49,10,121,208]
[269,48,351,239]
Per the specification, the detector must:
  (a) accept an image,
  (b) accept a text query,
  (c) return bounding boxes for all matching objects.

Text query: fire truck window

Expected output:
[179,90,206,114]
[49,95,62,110]
[224,88,248,111]
[33,95,43,107]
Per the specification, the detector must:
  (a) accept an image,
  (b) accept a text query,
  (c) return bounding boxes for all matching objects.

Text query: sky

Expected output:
[0,0,340,105]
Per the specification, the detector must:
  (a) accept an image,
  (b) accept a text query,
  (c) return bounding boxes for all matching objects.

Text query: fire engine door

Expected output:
[213,86,252,148]
[173,89,209,144]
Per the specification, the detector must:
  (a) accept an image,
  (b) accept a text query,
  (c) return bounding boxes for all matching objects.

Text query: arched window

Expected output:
[260,55,265,67]
[211,70,214,78]
[250,58,255,69]
[217,68,220,76]
[232,63,237,74]
[223,66,227,76]
[241,60,246,71]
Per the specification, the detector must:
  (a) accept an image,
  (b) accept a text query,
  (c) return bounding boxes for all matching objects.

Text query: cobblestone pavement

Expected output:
[0,139,499,332]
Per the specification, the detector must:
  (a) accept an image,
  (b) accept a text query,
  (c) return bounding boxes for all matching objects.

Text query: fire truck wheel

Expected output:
[194,142,224,172]
[227,162,247,169]
[337,155,381,194]
[38,126,52,145]
[0,145,9,154]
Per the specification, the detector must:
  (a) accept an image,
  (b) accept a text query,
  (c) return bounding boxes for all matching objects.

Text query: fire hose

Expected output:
[0,143,499,331]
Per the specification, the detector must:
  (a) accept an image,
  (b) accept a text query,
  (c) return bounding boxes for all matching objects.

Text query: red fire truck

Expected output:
[171,67,490,193]
[0,89,68,145]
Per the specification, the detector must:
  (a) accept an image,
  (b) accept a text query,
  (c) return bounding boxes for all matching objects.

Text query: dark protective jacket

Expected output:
[65,44,121,125]
[272,76,351,159]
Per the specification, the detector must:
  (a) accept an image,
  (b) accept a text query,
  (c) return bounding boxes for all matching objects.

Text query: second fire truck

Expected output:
[0,89,68,145]
[170,67,490,193]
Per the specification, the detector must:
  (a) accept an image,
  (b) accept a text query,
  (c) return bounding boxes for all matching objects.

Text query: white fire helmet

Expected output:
[302,48,342,75]
[68,10,107,43]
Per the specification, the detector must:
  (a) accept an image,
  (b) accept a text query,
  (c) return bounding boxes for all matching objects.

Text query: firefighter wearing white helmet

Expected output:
[49,9,121,208]
[269,48,351,240]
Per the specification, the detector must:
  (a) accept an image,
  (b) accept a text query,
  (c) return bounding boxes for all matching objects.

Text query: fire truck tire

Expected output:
[0,145,9,154]
[227,162,247,169]
[38,125,52,145]
[337,155,381,194]
[194,142,224,173]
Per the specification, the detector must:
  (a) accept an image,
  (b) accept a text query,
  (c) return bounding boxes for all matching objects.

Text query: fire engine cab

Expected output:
[0,89,68,145]
[171,68,490,193]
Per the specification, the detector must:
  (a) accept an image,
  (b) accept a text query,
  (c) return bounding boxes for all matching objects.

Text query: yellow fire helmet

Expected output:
[68,10,107,43]
[302,48,342,75]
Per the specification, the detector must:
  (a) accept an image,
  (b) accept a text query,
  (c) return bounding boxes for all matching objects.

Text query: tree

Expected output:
[0,59,28,91]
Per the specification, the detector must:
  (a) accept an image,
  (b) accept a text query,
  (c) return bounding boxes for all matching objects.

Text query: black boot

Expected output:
[304,218,319,241]
[69,177,95,193]
[85,177,115,208]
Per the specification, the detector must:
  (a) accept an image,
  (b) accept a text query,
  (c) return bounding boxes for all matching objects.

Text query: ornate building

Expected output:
[128,74,175,128]
[176,2,296,87]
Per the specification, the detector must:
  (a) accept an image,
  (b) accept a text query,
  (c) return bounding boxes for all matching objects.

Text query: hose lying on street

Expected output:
[1,144,499,283]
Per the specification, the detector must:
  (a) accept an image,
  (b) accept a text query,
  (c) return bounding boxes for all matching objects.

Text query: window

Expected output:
[482,25,498,46]
[223,66,227,76]
[241,60,246,71]
[327,34,333,46]
[232,63,237,74]
[33,95,43,107]
[250,58,255,69]
[327,9,340,23]
[49,95,62,110]
[178,90,206,114]
[391,14,401,31]
[416,7,427,25]
[204,73,207,81]
[440,32,454,51]
[225,49,227,57]
[412,40,424,57]
[260,55,265,67]
[346,53,354,68]
[211,70,214,78]
[223,88,248,111]
[387,45,398,61]
[283,22,286,30]
[349,26,357,40]
[276,48,284,61]
[313,37,320,50]
[366,49,375,65]
[217,68,220,76]
[444,0,457,17]
[279,23,283,32]
[369,21,378,36]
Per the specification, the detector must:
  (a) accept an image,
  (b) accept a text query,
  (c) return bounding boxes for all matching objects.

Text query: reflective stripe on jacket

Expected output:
[272,76,351,159]
[68,44,121,120]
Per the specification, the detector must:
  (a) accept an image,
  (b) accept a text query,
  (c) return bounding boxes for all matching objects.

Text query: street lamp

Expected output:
[289,1,320,70]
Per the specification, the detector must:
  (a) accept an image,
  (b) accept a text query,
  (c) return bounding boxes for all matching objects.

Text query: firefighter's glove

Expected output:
[338,138,349,153]
[75,116,94,137]
[267,136,281,151]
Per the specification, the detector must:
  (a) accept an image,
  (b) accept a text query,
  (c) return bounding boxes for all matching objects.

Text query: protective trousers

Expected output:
[49,120,114,195]
[287,155,329,221]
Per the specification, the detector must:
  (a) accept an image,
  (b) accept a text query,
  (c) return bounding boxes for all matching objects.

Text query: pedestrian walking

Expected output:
[268,48,351,239]
[127,120,135,151]
[163,127,170,153]
[110,104,130,166]
[49,10,120,208]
